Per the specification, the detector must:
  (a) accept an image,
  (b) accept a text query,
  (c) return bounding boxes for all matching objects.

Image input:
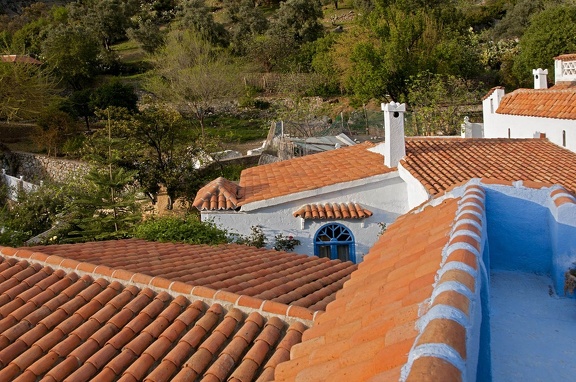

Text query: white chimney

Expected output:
[382,102,406,167]
[533,68,548,89]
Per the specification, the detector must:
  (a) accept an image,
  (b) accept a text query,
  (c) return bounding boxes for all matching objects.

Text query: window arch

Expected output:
[314,223,356,263]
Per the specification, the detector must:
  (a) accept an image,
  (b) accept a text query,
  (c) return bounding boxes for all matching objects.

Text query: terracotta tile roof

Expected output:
[237,142,394,205]
[481,86,504,101]
[403,137,576,195]
[555,54,576,61]
[275,186,474,381]
[293,203,373,219]
[193,177,241,211]
[28,239,357,312]
[0,54,42,64]
[0,248,311,382]
[495,88,576,119]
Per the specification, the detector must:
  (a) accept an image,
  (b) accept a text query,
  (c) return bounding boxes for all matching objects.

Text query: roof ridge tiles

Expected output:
[0,246,316,325]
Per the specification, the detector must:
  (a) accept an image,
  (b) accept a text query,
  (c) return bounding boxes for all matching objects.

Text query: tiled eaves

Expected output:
[481,86,505,101]
[192,177,241,211]
[293,202,373,220]
[555,54,576,61]
[0,248,319,325]
[401,184,486,382]
[496,88,576,120]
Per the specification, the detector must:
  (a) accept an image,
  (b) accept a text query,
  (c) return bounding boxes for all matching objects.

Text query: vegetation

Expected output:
[134,215,229,245]
[2,0,576,246]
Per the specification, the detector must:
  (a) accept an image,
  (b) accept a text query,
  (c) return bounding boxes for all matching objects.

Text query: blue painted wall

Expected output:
[485,189,552,274]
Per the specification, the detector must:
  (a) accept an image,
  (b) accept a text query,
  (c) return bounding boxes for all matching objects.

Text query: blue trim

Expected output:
[313,223,356,263]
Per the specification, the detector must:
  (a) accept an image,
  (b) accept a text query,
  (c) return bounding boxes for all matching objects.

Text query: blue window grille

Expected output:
[314,223,356,263]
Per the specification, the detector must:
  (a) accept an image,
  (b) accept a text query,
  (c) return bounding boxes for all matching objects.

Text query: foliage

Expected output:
[405,72,482,136]
[0,180,83,247]
[512,5,576,87]
[224,0,269,56]
[176,0,229,47]
[90,81,139,113]
[0,61,58,121]
[127,17,165,54]
[269,0,324,45]
[34,107,78,156]
[492,0,545,40]
[147,29,245,141]
[134,215,229,244]
[234,225,267,248]
[273,233,300,252]
[63,166,142,242]
[42,24,100,89]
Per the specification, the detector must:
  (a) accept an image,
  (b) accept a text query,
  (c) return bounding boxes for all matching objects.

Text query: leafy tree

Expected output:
[34,108,78,156]
[492,0,546,40]
[224,0,269,56]
[0,61,57,121]
[67,0,139,51]
[127,17,165,54]
[405,72,482,136]
[269,0,324,45]
[512,5,576,87]
[176,0,229,47]
[9,17,49,57]
[147,29,245,141]
[134,215,229,244]
[90,81,139,113]
[42,25,100,89]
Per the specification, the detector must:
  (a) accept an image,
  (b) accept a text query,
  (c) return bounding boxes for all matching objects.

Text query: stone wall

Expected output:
[2,152,90,183]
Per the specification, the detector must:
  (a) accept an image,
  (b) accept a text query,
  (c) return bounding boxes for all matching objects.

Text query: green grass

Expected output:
[205,114,269,144]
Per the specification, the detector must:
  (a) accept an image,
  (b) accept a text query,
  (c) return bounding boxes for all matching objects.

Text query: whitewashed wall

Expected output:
[482,90,576,153]
[201,173,409,262]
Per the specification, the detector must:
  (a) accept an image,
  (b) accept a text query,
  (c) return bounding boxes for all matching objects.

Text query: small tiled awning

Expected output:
[193,177,241,211]
[293,203,373,220]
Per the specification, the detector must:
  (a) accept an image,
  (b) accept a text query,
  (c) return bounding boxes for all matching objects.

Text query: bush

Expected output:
[134,215,229,245]
[273,233,300,252]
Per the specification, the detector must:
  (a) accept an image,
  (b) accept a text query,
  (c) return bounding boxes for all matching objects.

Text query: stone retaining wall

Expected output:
[3,152,90,183]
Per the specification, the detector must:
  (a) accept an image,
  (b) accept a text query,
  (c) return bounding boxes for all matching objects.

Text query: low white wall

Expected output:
[483,113,576,153]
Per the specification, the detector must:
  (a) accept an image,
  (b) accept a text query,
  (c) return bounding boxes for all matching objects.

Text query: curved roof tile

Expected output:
[193,177,241,211]
[293,203,373,219]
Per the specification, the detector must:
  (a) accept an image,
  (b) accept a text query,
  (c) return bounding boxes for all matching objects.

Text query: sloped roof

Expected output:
[496,88,576,119]
[0,246,312,382]
[555,54,576,61]
[193,177,241,211]
[402,137,576,195]
[28,239,357,312]
[0,54,42,64]
[293,203,373,220]
[275,187,466,380]
[238,142,394,205]
[275,180,576,381]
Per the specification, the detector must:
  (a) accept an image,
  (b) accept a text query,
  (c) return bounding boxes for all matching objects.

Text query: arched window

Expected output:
[314,223,356,263]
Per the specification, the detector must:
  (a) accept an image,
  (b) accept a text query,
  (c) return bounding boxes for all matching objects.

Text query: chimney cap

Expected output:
[381,102,406,112]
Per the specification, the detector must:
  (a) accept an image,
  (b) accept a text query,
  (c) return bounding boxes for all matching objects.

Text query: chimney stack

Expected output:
[382,102,406,167]
[533,68,548,89]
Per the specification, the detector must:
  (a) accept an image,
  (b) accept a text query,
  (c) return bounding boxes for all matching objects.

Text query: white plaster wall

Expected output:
[397,163,430,209]
[483,111,576,153]
[201,174,409,263]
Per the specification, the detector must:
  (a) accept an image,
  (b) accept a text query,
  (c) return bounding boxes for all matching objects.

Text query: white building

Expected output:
[195,103,576,263]
[482,54,576,152]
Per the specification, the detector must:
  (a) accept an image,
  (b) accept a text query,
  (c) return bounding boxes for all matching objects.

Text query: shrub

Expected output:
[134,215,229,245]
[234,225,267,248]
[273,233,301,252]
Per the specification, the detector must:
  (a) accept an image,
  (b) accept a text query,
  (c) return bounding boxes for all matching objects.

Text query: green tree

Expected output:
[0,60,57,121]
[405,72,482,136]
[42,25,100,89]
[176,0,229,47]
[147,29,245,141]
[90,81,139,113]
[224,0,269,56]
[127,17,165,54]
[512,5,576,87]
[269,0,324,45]
[134,215,229,244]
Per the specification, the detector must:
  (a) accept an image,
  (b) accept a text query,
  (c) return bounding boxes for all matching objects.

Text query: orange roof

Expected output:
[555,54,576,61]
[481,86,504,101]
[28,239,357,311]
[275,187,469,380]
[496,88,576,119]
[402,138,576,195]
[0,54,42,64]
[238,142,394,205]
[275,181,576,381]
[0,246,311,381]
[193,177,241,211]
[293,203,373,219]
